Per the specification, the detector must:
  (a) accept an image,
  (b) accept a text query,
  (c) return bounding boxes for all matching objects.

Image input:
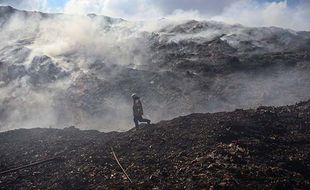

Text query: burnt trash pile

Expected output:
[1,100,310,189]
[1,8,310,131]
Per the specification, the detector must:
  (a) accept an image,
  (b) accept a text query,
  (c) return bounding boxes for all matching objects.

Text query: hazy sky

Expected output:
[0,0,309,30]
[0,0,305,14]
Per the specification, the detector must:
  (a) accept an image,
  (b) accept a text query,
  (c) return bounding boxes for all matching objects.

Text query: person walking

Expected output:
[131,94,151,127]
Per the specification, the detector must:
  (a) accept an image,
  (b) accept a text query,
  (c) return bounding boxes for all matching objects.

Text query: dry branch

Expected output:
[110,147,133,183]
[0,157,61,176]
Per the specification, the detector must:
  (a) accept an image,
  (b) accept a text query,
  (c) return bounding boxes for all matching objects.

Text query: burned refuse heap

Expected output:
[1,6,310,131]
[0,100,309,189]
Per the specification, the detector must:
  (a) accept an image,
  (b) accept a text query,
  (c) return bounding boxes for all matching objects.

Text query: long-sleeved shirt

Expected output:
[133,99,143,117]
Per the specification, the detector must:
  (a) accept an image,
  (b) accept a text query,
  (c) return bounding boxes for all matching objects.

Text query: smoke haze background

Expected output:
[0,2,309,132]
[0,0,309,30]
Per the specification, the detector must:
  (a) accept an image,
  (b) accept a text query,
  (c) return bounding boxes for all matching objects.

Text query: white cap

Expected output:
[131,93,139,99]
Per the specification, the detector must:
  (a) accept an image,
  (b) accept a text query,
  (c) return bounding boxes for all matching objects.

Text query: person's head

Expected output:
[131,93,139,100]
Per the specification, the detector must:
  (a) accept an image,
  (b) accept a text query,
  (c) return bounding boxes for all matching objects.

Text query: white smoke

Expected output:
[0,4,309,132]
[63,0,163,20]
[63,0,310,31]
[1,0,310,30]
[0,9,155,131]
[0,0,48,12]
[212,0,310,31]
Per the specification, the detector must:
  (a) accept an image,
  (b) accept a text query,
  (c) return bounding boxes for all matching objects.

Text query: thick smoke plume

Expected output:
[0,6,309,132]
[1,0,309,30]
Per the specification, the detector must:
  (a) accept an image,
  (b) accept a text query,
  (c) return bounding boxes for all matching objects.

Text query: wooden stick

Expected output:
[110,147,133,183]
[0,157,61,176]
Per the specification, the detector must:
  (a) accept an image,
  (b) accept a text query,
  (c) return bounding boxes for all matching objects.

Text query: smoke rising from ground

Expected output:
[211,0,310,31]
[0,1,310,30]
[0,6,310,132]
[63,0,310,31]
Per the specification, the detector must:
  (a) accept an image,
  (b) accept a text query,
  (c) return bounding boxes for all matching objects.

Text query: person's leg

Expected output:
[139,117,151,124]
[134,117,139,127]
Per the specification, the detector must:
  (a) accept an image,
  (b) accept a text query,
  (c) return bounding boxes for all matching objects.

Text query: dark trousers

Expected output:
[134,115,150,127]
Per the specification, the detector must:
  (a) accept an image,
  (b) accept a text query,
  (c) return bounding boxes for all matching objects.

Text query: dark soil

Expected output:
[0,100,310,189]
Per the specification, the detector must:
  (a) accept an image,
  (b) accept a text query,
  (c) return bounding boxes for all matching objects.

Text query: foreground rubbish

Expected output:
[0,157,61,176]
[0,100,310,189]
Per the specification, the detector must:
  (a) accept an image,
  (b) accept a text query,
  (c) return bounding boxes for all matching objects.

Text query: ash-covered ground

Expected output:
[0,100,309,189]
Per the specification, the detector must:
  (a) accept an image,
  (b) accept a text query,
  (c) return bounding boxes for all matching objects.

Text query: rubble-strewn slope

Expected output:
[0,100,309,189]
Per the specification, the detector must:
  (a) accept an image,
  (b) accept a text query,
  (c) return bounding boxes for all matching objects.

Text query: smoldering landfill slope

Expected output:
[0,99,309,189]
[0,6,310,131]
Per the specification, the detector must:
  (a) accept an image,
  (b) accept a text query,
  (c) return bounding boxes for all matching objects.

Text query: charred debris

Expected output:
[0,100,310,189]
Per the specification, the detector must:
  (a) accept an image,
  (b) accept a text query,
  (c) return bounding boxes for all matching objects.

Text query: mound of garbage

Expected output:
[0,100,309,189]
[1,6,310,131]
